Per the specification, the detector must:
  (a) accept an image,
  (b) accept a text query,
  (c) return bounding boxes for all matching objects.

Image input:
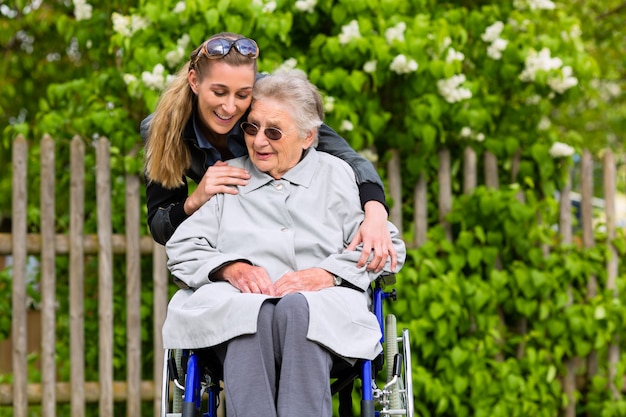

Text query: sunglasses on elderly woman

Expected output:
[240,122,284,140]
[193,37,259,66]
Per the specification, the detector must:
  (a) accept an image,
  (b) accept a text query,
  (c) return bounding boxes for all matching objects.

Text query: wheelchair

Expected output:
[160,274,414,417]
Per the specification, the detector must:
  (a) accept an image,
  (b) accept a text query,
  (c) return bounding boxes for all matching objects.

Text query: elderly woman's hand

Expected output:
[215,262,275,295]
[346,201,398,272]
[272,268,334,297]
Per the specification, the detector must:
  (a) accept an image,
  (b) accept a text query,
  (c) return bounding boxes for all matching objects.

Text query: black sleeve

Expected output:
[145,178,190,245]
[141,113,191,245]
[315,123,387,210]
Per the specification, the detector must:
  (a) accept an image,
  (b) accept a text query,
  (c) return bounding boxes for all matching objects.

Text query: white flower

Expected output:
[164,35,191,68]
[460,127,485,142]
[528,0,555,10]
[173,1,186,13]
[73,0,92,21]
[142,64,167,90]
[487,38,508,60]
[515,0,556,10]
[177,34,191,49]
[481,21,504,43]
[525,94,541,105]
[385,22,406,44]
[390,54,418,74]
[278,58,298,71]
[363,60,377,73]
[591,79,622,101]
[112,13,149,37]
[166,47,185,68]
[339,20,361,45]
[123,73,138,85]
[519,48,563,82]
[323,96,335,112]
[295,0,316,13]
[131,15,149,33]
[263,1,277,13]
[547,65,578,94]
[445,48,464,63]
[340,120,354,132]
[358,148,378,163]
[537,116,551,131]
[113,14,132,37]
[549,142,574,158]
[437,74,472,103]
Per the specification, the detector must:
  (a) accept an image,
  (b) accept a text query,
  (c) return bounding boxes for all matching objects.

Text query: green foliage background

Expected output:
[1,0,625,416]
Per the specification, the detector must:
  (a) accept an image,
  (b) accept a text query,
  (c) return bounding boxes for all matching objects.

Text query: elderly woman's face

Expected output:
[244,98,314,179]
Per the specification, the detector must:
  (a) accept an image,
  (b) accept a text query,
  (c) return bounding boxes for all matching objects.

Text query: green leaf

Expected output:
[451,345,468,367]
[467,247,482,268]
[429,302,446,320]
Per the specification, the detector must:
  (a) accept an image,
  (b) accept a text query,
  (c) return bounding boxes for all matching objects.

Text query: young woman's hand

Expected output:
[184,161,250,215]
[346,201,398,272]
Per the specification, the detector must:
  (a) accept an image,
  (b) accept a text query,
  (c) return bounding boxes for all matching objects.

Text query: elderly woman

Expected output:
[163,68,406,417]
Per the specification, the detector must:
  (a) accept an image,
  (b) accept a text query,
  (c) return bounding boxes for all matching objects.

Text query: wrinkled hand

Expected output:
[219,263,275,295]
[272,268,334,297]
[346,201,398,272]
[184,161,250,215]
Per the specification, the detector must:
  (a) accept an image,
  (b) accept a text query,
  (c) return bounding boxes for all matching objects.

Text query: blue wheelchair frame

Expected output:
[162,276,411,417]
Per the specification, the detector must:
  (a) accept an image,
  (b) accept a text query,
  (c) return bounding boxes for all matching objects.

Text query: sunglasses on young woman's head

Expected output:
[192,37,259,67]
[240,122,284,141]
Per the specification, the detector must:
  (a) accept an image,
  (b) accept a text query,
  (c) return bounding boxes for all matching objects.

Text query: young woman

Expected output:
[141,32,397,271]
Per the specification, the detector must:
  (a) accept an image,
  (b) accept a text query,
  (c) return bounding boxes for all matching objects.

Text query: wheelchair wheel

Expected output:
[384,314,414,417]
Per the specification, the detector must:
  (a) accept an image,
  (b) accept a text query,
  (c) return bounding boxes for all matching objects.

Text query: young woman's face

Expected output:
[189,60,255,135]
[244,98,315,179]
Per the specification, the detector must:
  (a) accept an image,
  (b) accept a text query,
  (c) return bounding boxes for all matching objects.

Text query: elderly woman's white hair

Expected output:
[252,69,324,145]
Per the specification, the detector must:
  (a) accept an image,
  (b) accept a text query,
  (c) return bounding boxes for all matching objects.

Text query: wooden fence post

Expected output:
[413,174,427,248]
[438,148,452,241]
[153,243,168,416]
[559,169,576,417]
[126,167,142,417]
[581,150,598,385]
[70,136,86,417]
[40,135,56,417]
[463,147,477,195]
[11,135,28,417]
[604,150,620,400]
[387,149,403,235]
[96,137,114,417]
[484,150,499,189]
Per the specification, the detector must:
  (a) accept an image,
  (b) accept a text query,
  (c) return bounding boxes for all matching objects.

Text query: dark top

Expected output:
[140,108,386,245]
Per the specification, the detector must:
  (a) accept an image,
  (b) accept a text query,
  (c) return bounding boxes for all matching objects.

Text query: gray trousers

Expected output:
[215,293,334,417]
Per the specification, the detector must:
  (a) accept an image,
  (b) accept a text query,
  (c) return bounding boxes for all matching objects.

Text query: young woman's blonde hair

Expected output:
[145,32,258,188]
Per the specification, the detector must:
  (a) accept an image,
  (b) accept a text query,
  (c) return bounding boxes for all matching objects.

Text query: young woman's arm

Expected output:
[315,123,398,272]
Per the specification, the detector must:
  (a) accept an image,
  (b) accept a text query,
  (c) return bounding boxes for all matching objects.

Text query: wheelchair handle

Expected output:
[393,353,403,377]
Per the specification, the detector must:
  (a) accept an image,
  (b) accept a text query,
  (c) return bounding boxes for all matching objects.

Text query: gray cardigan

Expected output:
[163,149,406,360]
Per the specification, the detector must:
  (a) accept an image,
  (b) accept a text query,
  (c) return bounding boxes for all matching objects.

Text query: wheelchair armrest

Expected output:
[376,273,396,287]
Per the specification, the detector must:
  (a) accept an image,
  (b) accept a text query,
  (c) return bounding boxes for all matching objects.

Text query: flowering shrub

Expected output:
[1,1,625,416]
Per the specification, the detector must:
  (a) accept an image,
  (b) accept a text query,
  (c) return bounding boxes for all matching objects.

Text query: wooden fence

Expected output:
[0,135,622,417]
[1,135,169,417]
